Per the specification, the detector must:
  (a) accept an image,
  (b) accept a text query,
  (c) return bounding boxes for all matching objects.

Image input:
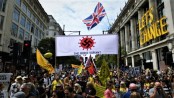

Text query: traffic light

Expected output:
[23,40,31,59]
[9,43,19,57]
[9,43,19,65]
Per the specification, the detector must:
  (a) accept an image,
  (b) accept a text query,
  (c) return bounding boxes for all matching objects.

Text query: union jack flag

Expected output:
[83,2,106,30]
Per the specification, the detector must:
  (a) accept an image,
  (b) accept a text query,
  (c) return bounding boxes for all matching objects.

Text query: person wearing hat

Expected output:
[10,76,23,97]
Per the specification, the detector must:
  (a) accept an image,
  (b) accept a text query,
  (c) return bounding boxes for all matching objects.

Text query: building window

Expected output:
[11,22,18,37]
[157,0,167,41]
[157,0,164,19]
[0,15,4,30]
[15,0,20,6]
[31,13,35,22]
[27,8,31,17]
[21,2,27,13]
[18,28,24,40]
[35,28,38,37]
[24,32,30,40]
[20,14,26,27]
[13,8,20,22]
[0,0,6,12]
[9,39,16,46]
[34,38,37,47]
[54,32,57,36]
[41,32,44,39]
[38,30,41,39]
[26,20,31,31]
[35,18,39,25]
[31,24,35,33]
[0,34,1,44]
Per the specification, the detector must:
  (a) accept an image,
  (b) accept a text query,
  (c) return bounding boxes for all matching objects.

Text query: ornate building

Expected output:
[109,0,174,70]
[46,15,64,38]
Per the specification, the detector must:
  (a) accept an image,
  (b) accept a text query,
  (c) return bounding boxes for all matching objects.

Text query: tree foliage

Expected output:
[95,54,117,68]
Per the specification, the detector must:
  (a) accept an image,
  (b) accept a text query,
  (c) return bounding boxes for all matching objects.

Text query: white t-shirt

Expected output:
[0,90,8,98]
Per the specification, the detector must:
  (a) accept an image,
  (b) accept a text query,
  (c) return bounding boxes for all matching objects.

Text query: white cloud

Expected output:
[39,0,128,35]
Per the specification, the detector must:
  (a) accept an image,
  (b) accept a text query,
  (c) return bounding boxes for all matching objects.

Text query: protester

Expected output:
[10,76,23,97]
[74,83,82,94]
[113,83,123,98]
[37,79,48,98]
[149,81,168,98]
[84,82,96,98]
[55,84,64,98]
[122,83,142,98]
[0,83,6,98]
[12,83,30,98]
[64,86,83,98]
[130,91,142,98]
[43,73,52,98]
[50,91,58,98]
[51,75,63,91]
[104,81,116,98]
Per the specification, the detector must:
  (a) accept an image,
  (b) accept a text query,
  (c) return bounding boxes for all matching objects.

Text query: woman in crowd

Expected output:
[104,81,116,98]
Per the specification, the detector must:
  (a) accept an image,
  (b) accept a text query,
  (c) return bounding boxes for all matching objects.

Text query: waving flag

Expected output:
[36,49,55,74]
[85,55,96,75]
[83,2,106,30]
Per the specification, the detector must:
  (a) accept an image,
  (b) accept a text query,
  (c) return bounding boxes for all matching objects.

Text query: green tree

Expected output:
[95,54,117,68]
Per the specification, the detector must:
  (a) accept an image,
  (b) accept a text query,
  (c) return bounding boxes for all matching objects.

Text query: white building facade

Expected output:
[109,0,174,71]
[45,15,64,38]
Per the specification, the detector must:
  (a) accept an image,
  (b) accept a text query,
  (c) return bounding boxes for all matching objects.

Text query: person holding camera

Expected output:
[149,81,168,98]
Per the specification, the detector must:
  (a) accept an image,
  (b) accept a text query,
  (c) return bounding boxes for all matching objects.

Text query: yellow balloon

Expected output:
[44,52,53,58]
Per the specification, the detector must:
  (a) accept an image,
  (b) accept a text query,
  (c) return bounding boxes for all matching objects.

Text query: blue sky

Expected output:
[39,0,128,35]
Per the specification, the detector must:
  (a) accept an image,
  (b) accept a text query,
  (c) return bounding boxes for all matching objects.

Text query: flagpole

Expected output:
[106,14,111,27]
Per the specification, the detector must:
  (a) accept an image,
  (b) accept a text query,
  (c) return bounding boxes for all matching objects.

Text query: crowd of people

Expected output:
[0,66,174,98]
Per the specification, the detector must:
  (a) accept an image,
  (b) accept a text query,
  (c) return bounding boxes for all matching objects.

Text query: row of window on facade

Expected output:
[12,6,45,40]
[13,7,44,33]
[118,0,166,53]
[16,0,47,25]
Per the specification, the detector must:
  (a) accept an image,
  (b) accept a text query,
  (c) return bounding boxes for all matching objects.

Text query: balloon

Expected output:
[44,52,53,58]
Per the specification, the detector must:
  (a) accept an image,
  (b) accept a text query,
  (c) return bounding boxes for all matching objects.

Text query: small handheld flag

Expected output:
[83,2,106,30]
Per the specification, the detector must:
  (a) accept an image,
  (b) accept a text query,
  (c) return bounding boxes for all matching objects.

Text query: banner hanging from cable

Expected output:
[55,34,118,56]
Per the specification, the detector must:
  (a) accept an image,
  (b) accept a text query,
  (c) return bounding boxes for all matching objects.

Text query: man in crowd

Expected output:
[149,81,168,98]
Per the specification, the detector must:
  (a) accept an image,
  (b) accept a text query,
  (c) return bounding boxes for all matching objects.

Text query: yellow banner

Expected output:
[95,84,105,98]
[36,49,55,74]
[71,64,80,68]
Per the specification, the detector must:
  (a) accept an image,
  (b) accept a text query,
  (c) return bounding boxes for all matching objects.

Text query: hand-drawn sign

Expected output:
[0,73,13,82]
